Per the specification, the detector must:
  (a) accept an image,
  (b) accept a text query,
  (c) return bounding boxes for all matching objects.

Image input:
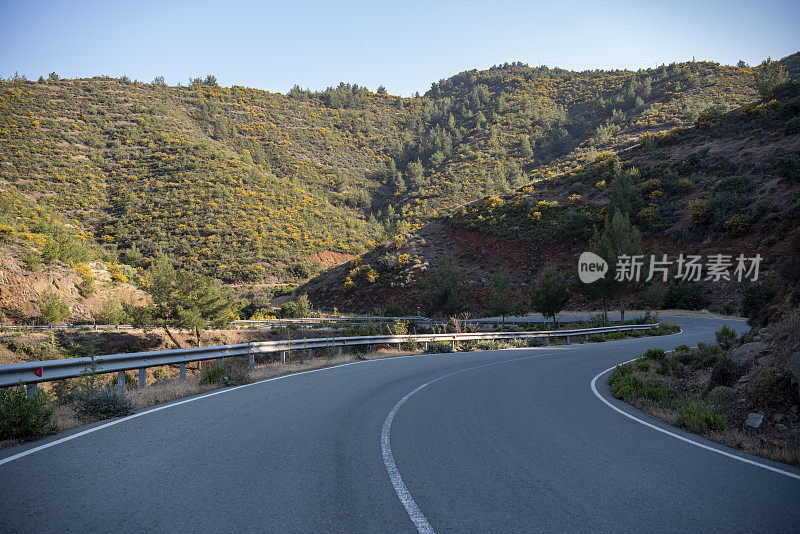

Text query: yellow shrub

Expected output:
[0,224,13,240]
[343,276,355,292]
[75,263,93,281]
[689,199,707,224]
[484,196,504,210]
[108,264,127,285]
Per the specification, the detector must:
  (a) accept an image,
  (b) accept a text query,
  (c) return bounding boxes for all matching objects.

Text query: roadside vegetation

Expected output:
[0,313,679,447]
[609,322,800,467]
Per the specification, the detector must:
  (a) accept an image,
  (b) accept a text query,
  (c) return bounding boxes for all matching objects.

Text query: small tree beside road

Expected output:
[530,266,570,327]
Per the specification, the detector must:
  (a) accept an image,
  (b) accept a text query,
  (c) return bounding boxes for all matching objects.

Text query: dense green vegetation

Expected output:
[1,56,780,286]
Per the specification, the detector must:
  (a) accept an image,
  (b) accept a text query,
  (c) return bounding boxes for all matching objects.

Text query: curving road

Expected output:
[1,316,798,533]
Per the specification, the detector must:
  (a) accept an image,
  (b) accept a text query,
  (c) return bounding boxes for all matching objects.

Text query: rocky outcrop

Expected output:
[743,412,764,430]
[788,347,800,398]
[728,342,768,371]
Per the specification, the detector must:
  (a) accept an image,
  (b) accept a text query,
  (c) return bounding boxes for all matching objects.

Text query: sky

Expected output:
[1,0,798,96]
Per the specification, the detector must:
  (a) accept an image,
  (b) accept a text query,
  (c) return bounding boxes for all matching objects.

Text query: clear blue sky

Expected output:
[1,0,798,96]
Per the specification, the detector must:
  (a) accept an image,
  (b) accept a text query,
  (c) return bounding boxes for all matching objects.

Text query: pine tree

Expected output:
[488,271,520,323]
[126,255,233,347]
[520,135,533,158]
[591,209,642,322]
[530,267,570,327]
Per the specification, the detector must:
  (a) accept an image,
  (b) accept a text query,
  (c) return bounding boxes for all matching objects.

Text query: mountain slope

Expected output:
[303,81,800,315]
[0,58,772,286]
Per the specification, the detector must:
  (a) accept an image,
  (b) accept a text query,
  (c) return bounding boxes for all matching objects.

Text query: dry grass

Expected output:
[53,404,84,433]
[35,347,419,440]
[631,401,800,467]
[1,328,680,451]
[128,379,217,411]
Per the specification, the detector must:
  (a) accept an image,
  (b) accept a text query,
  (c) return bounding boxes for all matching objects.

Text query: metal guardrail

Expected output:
[0,317,428,331]
[1,316,611,331]
[0,324,135,331]
[0,324,659,396]
[232,316,426,324]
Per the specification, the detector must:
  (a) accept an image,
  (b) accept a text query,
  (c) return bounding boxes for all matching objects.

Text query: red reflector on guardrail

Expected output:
[34,367,43,377]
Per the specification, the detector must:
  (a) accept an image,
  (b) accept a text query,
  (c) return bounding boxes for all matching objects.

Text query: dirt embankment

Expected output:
[0,252,147,325]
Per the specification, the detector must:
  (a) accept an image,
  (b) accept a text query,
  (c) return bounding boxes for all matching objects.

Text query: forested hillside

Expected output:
[304,66,800,316]
[1,54,798,321]
[2,58,781,277]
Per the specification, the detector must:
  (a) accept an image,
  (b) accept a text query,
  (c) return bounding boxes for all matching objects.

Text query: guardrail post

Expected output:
[217,357,224,367]
[585,334,589,342]
[117,371,126,392]
[566,336,571,344]
[139,368,146,388]
[308,348,313,360]
[397,343,401,351]
[424,341,428,350]
[26,383,37,398]
[281,351,287,364]
[180,363,186,380]
[337,346,342,357]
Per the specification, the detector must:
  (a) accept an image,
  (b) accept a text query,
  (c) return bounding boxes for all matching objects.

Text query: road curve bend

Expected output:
[1,316,798,533]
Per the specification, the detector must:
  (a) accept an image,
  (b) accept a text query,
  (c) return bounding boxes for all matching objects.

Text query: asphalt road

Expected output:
[1,316,798,533]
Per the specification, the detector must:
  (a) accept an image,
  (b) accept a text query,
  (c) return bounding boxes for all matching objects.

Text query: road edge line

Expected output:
[590,361,800,482]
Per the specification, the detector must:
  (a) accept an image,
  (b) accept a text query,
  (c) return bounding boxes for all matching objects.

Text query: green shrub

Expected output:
[656,358,686,378]
[609,365,674,404]
[199,358,250,386]
[709,357,737,388]
[677,402,727,433]
[525,337,547,347]
[424,341,453,354]
[706,386,735,407]
[785,117,800,135]
[279,294,311,318]
[643,348,667,362]
[673,348,698,366]
[475,340,504,351]
[663,280,707,309]
[606,332,626,340]
[646,322,680,336]
[696,343,721,369]
[640,378,674,403]
[0,384,56,440]
[152,368,168,380]
[588,334,605,342]
[635,358,651,372]
[715,325,737,350]
[740,280,777,321]
[774,153,800,182]
[70,387,133,419]
[110,372,137,390]
[752,367,788,407]
[199,365,227,385]
[384,300,405,317]
[23,252,42,271]
[610,370,640,402]
[37,288,69,325]
[610,362,634,380]
[400,340,419,351]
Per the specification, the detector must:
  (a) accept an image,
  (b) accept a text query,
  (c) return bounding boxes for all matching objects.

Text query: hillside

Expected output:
[1,59,771,278]
[1,54,798,322]
[303,79,800,315]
